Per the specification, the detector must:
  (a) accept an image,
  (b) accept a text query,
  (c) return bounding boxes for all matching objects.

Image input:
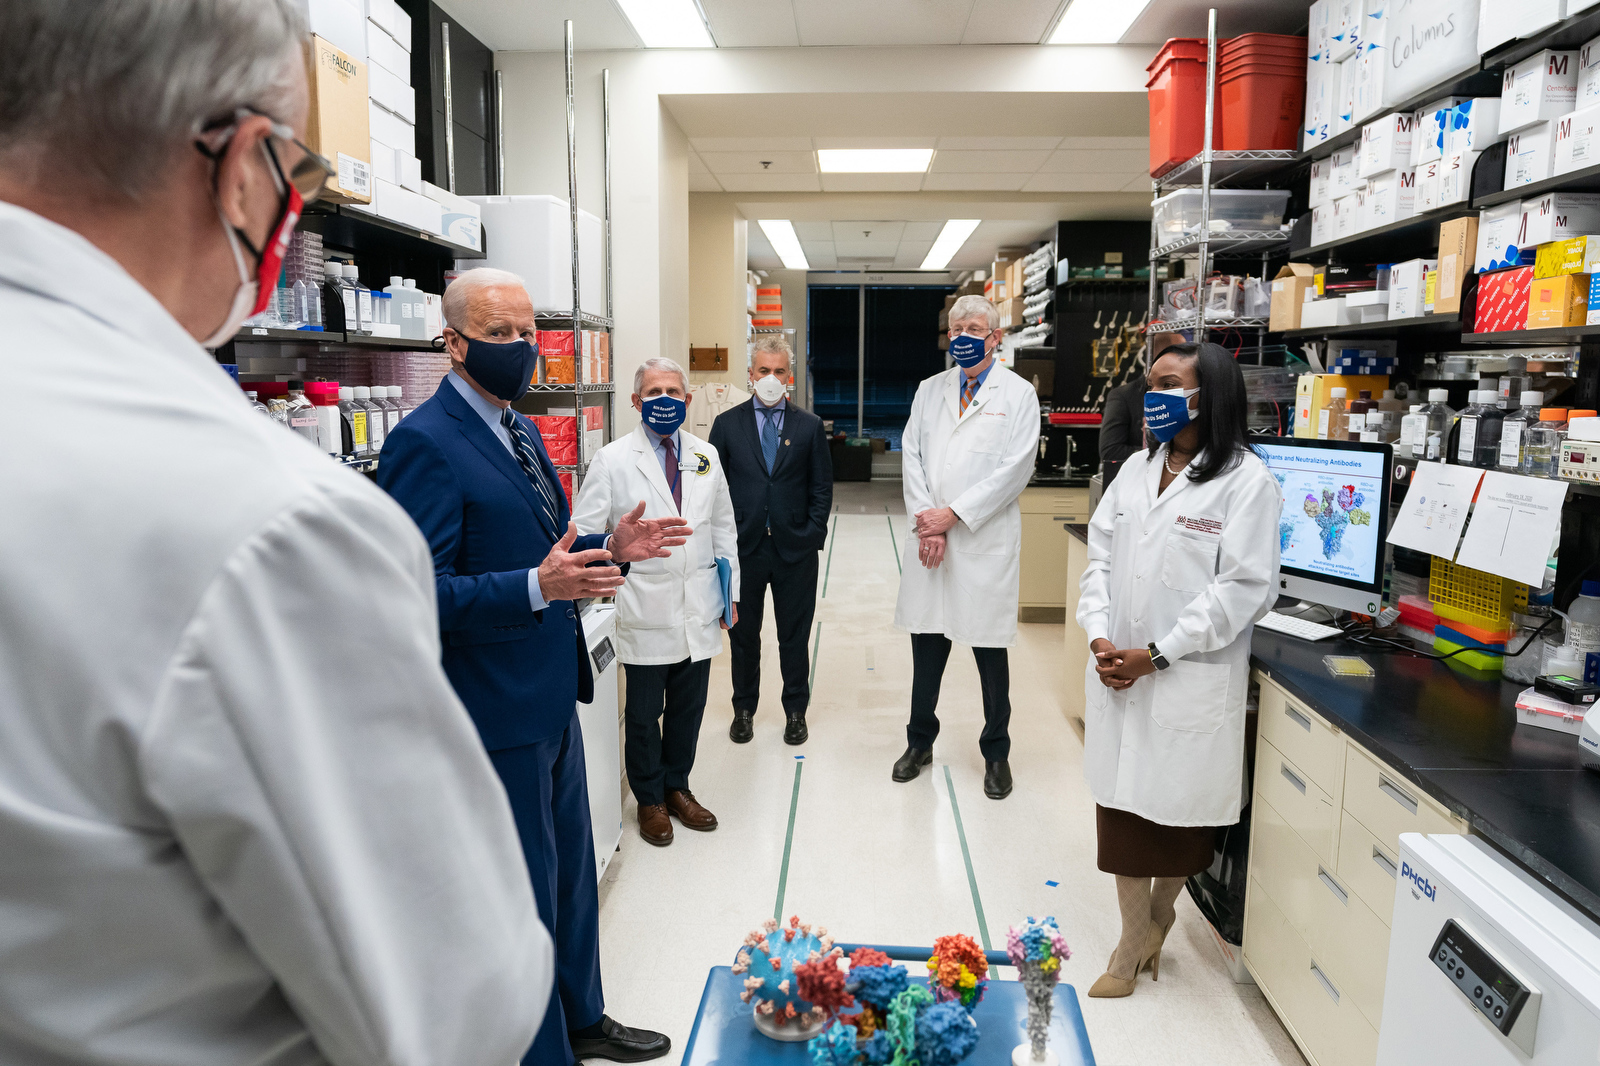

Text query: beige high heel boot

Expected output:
[1088,876,1154,998]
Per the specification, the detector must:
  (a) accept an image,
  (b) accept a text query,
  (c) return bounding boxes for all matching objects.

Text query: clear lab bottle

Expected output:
[1523,408,1568,477]
[1319,387,1347,441]
[1498,390,1541,472]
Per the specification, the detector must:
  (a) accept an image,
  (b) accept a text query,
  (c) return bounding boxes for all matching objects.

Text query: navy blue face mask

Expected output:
[1144,386,1200,443]
[641,394,688,435]
[948,332,989,368]
[457,332,539,402]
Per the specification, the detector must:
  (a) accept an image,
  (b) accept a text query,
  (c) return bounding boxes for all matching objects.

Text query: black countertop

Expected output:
[1029,472,1092,488]
[1250,629,1600,922]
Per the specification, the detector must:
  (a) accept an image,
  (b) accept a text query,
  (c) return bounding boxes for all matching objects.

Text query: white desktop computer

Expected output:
[1254,436,1394,616]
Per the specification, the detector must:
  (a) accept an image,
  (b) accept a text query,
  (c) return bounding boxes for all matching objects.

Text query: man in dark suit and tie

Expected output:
[377,268,679,1066]
[709,335,832,745]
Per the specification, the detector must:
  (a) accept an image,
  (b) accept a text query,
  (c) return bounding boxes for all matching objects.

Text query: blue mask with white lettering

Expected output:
[949,333,988,368]
[641,394,687,435]
[1144,387,1200,443]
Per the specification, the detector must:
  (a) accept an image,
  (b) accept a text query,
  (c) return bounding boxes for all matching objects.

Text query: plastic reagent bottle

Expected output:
[1565,579,1600,684]
[1471,391,1505,470]
[1498,390,1541,471]
[1378,388,1405,441]
[1320,387,1348,440]
[379,386,403,433]
[338,386,367,457]
[325,260,354,333]
[343,265,371,333]
[1455,390,1486,464]
[391,385,410,421]
[307,382,342,456]
[1523,407,1568,477]
[1360,410,1384,442]
[1399,404,1423,455]
[284,379,321,446]
[1418,388,1453,461]
[354,386,385,455]
[245,391,269,416]
[1346,389,1375,440]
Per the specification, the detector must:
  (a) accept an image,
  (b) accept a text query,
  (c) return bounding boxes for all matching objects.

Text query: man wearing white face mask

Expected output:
[0,3,553,1064]
[709,335,832,746]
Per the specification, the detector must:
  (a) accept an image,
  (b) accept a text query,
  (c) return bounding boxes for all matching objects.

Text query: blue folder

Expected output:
[716,557,735,627]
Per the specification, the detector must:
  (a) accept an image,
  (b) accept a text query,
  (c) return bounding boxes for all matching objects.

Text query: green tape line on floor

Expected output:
[944,765,991,950]
[887,515,901,575]
[821,515,838,598]
[774,760,804,921]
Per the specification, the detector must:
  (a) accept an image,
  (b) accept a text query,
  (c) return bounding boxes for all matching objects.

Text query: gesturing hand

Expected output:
[918,533,947,570]
[609,500,693,563]
[538,523,626,601]
[913,506,959,538]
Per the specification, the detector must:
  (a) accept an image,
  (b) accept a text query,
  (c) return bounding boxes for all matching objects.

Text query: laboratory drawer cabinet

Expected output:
[1018,486,1090,614]
[1244,673,1467,1066]
[1019,485,1090,519]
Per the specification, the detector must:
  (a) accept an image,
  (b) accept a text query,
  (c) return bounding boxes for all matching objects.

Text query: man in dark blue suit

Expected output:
[377,269,680,1066]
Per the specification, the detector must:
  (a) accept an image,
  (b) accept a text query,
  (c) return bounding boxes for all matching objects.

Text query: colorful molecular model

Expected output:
[841,947,909,1037]
[734,916,842,1038]
[808,979,978,1066]
[1006,917,1072,1064]
[927,933,989,1009]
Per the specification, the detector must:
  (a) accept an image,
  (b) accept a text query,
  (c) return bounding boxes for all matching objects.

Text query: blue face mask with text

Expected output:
[641,394,687,435]
[948,332,989,368]
[1144,386,1200,443]
[459,333,538,402]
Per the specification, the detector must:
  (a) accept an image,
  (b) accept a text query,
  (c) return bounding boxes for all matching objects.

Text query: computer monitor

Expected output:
[1253,436,1394,615]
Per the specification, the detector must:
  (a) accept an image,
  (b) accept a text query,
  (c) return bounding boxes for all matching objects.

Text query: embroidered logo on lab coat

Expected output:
[1174,513,1223,537]
[694,452,711,475]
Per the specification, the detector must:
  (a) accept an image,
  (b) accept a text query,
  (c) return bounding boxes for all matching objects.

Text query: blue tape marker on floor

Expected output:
[1045,880,1059,887]
[795,755,805,760]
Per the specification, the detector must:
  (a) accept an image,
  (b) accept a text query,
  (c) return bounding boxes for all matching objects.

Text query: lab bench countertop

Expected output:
[1249,628,1600,923]
[1028,472,1092,488]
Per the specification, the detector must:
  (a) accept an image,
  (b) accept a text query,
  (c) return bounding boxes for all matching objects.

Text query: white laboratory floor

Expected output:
[592,479,1307,1066]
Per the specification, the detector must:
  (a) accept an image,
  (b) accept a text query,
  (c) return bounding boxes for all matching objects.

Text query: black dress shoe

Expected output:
[984,759,1013,799]
[892,746,932,782]
[783,715,808,745]
[569,1015,671,1063]
[729,710,754,743]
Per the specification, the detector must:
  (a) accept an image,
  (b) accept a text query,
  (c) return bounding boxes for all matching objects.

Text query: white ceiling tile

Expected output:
[689,136,815,153]
[687,172,724,192]
[901,221,948,240]
[958,0,1065,43]
[688,152,713,175]
[801,245,839,268]
[1020,173,1138,192]
[935,136,1063,150]
[929,149,1052,174]
[716,173,823,192]
[811,136,938,150]
[698,0,802,46]
[1054,137,1150,152]
[793,221,835,241]
[921,172,1031,191]
[699,151,817,174]
[1122,175,1155,192]
[1038,149,1152,174]
[819,173,925,192]
[747,226,776,256]
[792,0,973,46]
[830,221,907,242]
[835,242,904,258]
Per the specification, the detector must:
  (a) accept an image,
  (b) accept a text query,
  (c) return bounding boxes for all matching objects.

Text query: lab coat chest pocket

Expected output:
[966,410,1008,454]
[1161,530,1217,593]
[1150,659,1230,733]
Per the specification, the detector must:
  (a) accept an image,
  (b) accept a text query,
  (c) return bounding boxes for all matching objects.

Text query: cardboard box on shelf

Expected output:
[1445,98,1503,155]
[1294,373,1391,437]
[1416,97,1471,164]
[1554,102,1600,175]
[1498,49,1579,135]
[1535,236,1600,278]
[1309,157,1333,207]
[582,406,605,458]
[396,152,422,193]
[1269,263,1318,331]
[368,137,397,186]
[1473,266,1534,332]
[1311,203,1333,246]
[1436,215,1479,313]
[1582,33,1600,106]
[1367,167,1417,226]
[1415,158,1444,213]
[304,35,371,204]
[421,181,482,251]
[1529,273,1589,327]
[1332,193,1358,240]
[1505,121,1558,187]
[1477,200,1527,272]
[1301,297,1355,329]
[1389,258,1437,318]
[1520,192,1600,247]
[1439,149,1481,206]
[1331,146,1359,194]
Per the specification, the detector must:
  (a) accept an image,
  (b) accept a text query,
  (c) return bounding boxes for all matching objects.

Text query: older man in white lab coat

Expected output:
[0,3,552,1064]
[893,294,1040,799]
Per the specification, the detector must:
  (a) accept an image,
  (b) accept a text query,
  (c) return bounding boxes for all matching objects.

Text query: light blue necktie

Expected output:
[760,406,780,473]
[502,408,560,536]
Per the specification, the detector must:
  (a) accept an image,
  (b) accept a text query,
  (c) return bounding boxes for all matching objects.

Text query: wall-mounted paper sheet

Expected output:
[1454,471,1568,585]
[1387,462,1482,559]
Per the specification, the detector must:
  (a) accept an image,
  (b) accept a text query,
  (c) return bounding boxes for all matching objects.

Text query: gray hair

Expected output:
[751,334,793,364]
[949,294,999,330]
[442,267,530,329]
[633,357,689,396]
[0,0,307,200]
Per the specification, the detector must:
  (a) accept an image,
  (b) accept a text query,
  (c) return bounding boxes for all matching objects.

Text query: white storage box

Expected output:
[1415,97,1469,164]
[366,19,409,79]
[1480,0,1566,55]
[1581,35,1600,107]
[1359,111,1415,177]
[367,61,414,124]
[1445,97,1503,155]
[1556,102,1600,175]
[1367,167,1417,225]
[465,195,604,315]
[1505,121,1557,187]
[1476,201,1526,272]
[422,181,483,252]
[1311,202,1334,246]
[1332,193,1358,239]
[1150,188,1290,243]
[1309,0,1332,61]
[1383,0,1481,107]
[1329,0,1361,61]
[369,137,398,186]
[1353,45,1386,125]
[1520,193,1600,247]
[349,177,442,234]
[397,153,423,193]
[1304,56,1332,147]
[367,100,414,155]
[1499,50,1579,135]
[1301,297,1354,328]
[1439,149,1480,206]
[1331,145,1359,194]
[1334,55,1359,133]
[1309,156,1333,207]
[1352,182,1372,232]
[307,0,366,62]
[1389,258,1435,318]
[1415,157,1444,213]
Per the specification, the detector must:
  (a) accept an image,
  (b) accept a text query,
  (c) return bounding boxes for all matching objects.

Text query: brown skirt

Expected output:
[1096,804,1219,877]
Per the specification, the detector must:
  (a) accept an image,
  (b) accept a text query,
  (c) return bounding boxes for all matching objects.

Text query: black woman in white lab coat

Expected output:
[1076,342,1281,997]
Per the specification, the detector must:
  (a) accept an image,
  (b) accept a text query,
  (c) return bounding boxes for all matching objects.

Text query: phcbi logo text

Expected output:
[1401,861,1437,902]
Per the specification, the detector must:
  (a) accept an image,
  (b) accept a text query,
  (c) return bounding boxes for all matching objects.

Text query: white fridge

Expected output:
[1377,833,1600,1064]
[580,603,622,882]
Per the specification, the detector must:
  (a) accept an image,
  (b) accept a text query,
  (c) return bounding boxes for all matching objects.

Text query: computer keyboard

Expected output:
[1256,611,1344,642]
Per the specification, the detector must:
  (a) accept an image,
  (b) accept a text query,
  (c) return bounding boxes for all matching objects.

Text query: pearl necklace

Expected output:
[1165,451,1191,476]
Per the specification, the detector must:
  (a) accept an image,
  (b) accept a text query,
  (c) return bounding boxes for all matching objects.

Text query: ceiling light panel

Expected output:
[816,148,935,173]
[1046,0,1155,44]
[758,219,810,270]
[616,0,715,47]
[920,219,981,271]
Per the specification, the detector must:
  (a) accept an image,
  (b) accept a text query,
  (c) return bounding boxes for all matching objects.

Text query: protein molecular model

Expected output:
[927,933,990,1009]
[1006,916,1072,1065]
[806,952,980,1066]
[734,916,842,1039]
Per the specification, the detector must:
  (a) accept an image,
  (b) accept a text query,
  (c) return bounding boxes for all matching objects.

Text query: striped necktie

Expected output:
[501,408,560,535]
[960,375,980,415]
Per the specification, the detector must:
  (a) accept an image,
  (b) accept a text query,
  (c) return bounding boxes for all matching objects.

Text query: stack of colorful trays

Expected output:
[1433,616,1515,673]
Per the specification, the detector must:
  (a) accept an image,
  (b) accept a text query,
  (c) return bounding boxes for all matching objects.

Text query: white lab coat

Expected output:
[894,363,1041,648]
[0,203,551,1065]
[686,380,750,438]
[1076,445,1282,826]
[573,425,740,665]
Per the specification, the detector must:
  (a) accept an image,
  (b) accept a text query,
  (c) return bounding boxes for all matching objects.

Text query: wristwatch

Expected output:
[1147,642,1170,671]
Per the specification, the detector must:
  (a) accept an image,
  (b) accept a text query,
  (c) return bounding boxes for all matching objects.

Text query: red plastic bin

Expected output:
[1218,62,1306,150]
[1146,38,1219,178]
[1220,33,1307,60]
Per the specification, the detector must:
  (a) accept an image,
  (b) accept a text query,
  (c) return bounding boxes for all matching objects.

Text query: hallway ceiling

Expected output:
[746,217,1065,272]
[440,0,1304,52]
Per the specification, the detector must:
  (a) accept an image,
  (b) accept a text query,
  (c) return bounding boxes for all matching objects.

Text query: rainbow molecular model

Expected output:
[927,933,990,1009]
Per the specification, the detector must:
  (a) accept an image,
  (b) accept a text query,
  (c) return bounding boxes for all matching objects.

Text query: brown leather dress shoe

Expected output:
[665,789,718,831]
[637,803,673,846]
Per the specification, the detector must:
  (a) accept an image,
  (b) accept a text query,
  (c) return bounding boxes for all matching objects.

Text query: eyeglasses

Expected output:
[195,107,335,203]
[949,325,995,340]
